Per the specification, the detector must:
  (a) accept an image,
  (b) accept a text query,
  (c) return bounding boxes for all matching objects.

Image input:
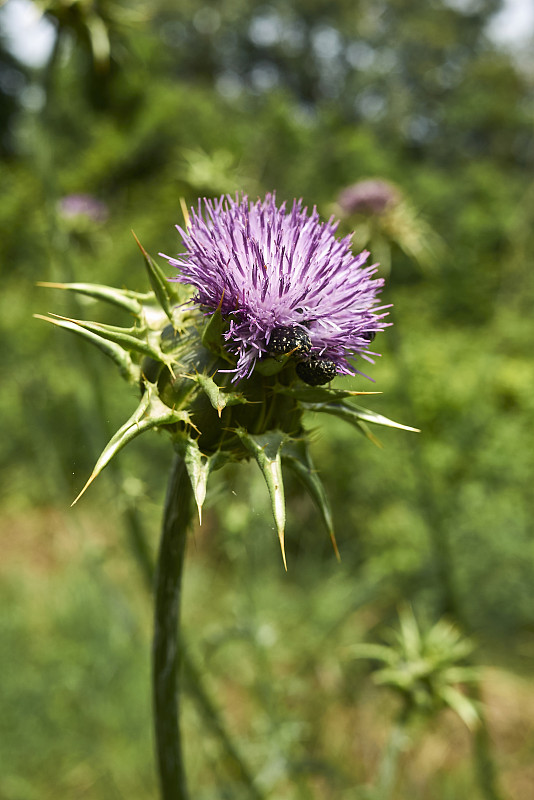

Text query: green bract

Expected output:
[36,236,418,568]
[349,606,481,730]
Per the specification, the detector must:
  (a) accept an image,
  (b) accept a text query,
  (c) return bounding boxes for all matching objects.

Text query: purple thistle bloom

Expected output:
[162,194,390,382]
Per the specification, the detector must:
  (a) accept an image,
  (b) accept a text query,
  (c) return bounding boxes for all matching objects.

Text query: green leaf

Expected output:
[281,438,339,560]
[36,281,147,315]
[301,401,420,433]
[348,643,399,665]
[349,404,420,432]
[34,314,140,384]
[182,437,210,524]
[201,307,227,357]
[196,373,226,415]
[441,666,481,684]
[132,232,178,322]
[176,437,227,524]
[275,385,381,403]
[235,429,287,569]
[195,373,249,416]
[85,11,110,67]
[397,605,423,661]
[438,686,480,731]
[71,382,194,505]
[45,313,174,366]
[175,436,228,524]
[200,308,235,363]
[352,419,384,448]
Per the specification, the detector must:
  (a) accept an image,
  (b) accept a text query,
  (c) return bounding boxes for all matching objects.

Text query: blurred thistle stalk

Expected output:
[37,193,419,798]
[350,607,481,800]
[337,179,503,800]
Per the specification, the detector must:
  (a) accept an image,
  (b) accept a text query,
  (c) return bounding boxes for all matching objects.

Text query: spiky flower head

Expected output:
[162,194,390,383]
[37,194,418,568]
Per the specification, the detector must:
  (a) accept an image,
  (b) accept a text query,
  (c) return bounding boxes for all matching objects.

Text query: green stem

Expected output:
[118,466,265,799]
[122,501,155,587]
[181,653,265,799]
[472,684,505,800]
[153,454,192,800]
[374,705,411,800]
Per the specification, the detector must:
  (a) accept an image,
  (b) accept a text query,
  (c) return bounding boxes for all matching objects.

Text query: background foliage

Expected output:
[1,0,534,797]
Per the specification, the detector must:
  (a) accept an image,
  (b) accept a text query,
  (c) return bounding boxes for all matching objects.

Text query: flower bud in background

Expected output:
[58,194,109,224]
[337,179,400,217]
[336,178,443,276]
[56,193,109,252]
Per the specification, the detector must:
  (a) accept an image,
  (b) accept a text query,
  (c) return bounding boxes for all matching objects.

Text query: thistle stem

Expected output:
[374,705,411,800]
[153,454,192,800]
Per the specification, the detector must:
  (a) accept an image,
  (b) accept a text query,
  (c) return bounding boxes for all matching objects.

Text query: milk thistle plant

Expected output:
[38,193,418,799]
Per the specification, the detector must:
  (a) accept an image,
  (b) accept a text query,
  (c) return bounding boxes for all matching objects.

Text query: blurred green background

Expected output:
[1,0,534,797]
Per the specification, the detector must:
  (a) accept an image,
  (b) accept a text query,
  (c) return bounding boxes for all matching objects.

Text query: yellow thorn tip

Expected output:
[330,531,341,563]
[131,229,148,257]
[70,471,98,507]
[278,529,287,571]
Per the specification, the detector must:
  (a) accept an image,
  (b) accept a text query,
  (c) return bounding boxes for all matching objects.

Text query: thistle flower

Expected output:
[37,194,418,567]
[162,194,390,383]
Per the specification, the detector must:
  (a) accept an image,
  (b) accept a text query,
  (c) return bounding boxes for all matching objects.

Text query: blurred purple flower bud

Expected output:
[58,194,109,224]
[337,180,400,217]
